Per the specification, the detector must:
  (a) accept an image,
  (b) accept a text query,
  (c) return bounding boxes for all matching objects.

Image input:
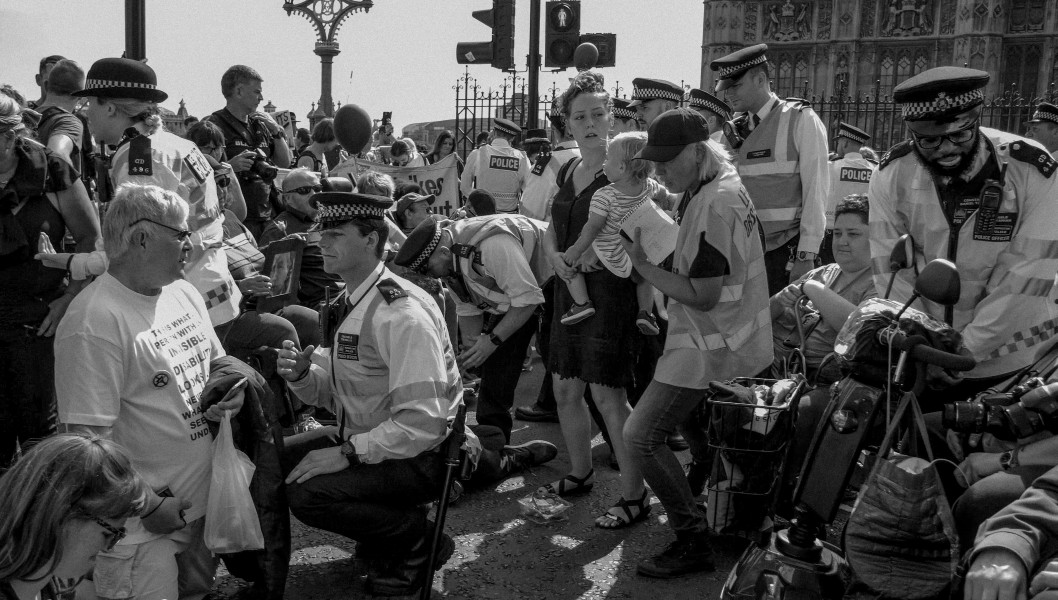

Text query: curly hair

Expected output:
[835,194,869,224]
[559,71,612,118]
[606,132,653,184]
[0,434,148,583]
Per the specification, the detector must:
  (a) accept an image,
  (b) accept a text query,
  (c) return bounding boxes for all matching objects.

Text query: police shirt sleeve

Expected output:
[286,346,336,413]
[795,109,829,255]
[460,149,478,197]
[867,162,912,301]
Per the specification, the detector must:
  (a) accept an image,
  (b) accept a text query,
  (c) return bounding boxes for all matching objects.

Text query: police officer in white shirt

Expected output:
[1025,102,1058,159]
[822,122,876,263]
[460,118,530,214]
[687,88,731,144]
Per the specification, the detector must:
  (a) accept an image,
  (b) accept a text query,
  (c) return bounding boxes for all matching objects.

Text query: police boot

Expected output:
[364,532,455,596]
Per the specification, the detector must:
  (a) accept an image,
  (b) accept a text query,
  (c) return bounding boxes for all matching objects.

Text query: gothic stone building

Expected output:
[701,0,1057,101]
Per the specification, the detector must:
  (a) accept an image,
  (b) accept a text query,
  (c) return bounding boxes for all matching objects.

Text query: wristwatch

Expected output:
[488,332,504,347]
[339,440,361,467]
[797,251,817,262]
[999,447,1020,471]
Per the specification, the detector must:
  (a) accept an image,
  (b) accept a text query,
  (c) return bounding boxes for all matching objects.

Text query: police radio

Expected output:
[722,114,751,150]
[973,162,1007,240]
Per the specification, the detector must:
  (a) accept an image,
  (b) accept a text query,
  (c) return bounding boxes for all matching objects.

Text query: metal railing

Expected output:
[454,68,560,160]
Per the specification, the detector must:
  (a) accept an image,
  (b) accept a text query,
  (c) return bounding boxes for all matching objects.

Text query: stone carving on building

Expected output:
[764,0,812,42]
[744,2,759,42]
[817,0,832,39]
[939,0,956,34]
[881,0,933,36]
[860,0,877,37]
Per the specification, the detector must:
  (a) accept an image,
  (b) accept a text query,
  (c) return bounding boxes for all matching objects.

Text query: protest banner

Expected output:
[273,110,296,142]
[330,154,460,214]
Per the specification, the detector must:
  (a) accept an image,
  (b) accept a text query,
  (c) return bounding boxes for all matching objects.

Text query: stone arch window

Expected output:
[1002,43,1042,99]
[770,48,810,97]
[879,54,896,97]
[1009,0,1046,33]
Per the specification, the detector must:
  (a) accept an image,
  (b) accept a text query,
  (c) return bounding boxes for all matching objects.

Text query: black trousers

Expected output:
[0,325,56,466]
[476,314,539,443]
[764,236,800,297]
[283,426,443,558]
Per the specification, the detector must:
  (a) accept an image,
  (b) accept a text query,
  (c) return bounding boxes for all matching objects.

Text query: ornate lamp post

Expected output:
[283,0,374,118]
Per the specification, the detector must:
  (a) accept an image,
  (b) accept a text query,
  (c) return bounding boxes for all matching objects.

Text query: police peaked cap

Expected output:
[710,44,769,91]
[394,217,445,273]
[493,118,521,137]
[73,57,168,103]
[1027,102,1058,125]
[628,78,684,107]
[313,177,393,229]
[836,122,871,145]
[688,88,731,119]
[893,67,989,122]
[612,98,636,121]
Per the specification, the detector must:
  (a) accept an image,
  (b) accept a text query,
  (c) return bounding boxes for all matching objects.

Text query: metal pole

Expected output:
[125,0,146,60]
[526,0,542,129]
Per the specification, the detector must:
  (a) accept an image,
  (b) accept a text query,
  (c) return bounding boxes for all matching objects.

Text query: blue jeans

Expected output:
[625,379,711,536]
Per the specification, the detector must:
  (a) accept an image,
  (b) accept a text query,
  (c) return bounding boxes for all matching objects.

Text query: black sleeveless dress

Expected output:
[548,164,638,388]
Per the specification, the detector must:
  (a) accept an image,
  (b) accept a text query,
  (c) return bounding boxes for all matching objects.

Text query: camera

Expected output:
[942,378,1058,440]
[248,148,277,182]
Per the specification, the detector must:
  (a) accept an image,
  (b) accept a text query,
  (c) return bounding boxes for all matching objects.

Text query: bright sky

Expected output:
[0,0,704,132]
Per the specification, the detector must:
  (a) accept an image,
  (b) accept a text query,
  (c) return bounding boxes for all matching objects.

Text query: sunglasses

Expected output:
[215,174,231,188]
[93,517,126,550]
[285,185,322,195]
[910,121,977,150]
[129,218,193,241]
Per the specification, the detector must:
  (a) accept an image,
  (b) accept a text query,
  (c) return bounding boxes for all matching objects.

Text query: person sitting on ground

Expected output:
[770,194,875,383]
[557,131,677,335]
[392,192,437,236]
[357,170,406,249]
[0,434,149,600]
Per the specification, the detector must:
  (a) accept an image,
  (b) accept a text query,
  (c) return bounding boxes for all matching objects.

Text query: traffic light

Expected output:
[579,33,616,68]
[456,0,516,71]
[544,1,581,69]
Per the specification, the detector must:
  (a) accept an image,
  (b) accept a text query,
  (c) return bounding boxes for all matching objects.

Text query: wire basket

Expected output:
[701,377,803,538]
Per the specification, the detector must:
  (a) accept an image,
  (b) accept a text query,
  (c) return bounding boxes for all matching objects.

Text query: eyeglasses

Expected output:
[129,218,192,241]
[910,121,978,150]
[284,185,322,195]
[93,517,126,550]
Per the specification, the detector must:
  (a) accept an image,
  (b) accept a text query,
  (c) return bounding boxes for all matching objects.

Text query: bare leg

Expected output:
[634,278,655,314]
[589,382,646,503]
[564,273,591,306]
[551,375,593,482]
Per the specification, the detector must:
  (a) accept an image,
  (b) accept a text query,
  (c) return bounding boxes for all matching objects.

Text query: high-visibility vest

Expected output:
[826,152,876,228]
[446,214,550,313]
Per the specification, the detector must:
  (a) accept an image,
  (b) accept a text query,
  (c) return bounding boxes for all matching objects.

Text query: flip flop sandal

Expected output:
[595,490,651,529]
[538,469,595,497]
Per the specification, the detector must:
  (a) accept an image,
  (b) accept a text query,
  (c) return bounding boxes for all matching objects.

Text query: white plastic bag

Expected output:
[204,410,264,553]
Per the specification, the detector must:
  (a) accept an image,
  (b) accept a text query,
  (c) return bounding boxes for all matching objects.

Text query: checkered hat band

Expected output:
[613,107,636,120]
[409,228,443,272]
[495,124,519,135]
[317,203,387,223]
[838,130,870,144]
[1033,109,1058,123]
[901,88,984,118]
[84,78,158,91]
[691,99,729,117]
[632,86,683,103]
[718,54,767,78]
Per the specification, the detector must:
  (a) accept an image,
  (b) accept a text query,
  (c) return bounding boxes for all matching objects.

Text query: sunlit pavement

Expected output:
[213,354,749,599]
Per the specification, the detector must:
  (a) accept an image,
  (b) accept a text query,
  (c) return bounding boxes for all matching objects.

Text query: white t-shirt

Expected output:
[55,273,224,543]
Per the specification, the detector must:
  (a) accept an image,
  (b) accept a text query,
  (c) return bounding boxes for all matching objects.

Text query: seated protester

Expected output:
[770,194,875,384]
[452,189,498,220]
[393,179,423,202]
[964,462,1058,600]
[357,170,406,250]
[55,184,246,600]
[389,138,426,167]
[393,192,438,236]
[276,187,461,597]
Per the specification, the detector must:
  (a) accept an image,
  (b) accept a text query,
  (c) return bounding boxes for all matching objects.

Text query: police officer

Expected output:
[611,97,640,135]
[712,44,830,294]
[870,67,1058,396]
[1025,102,1058,158]
[460,117,530,214]
[521,99,581,222]
[821,122,876,263]
[628,77,683,130]
[76,57,242,328]
[277,181,462,596]
[687,88,731,143]
[394,214,550,444]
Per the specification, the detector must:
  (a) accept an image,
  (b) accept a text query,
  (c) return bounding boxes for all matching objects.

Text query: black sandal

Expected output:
[595,490,651,529]
[538,469,595,497]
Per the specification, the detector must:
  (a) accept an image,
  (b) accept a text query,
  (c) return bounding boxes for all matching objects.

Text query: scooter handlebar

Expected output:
[877,327,977,372]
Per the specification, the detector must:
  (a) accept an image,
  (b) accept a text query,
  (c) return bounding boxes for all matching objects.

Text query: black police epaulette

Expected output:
[376,278,408,304]
[530,153,550,177]
[879,140,914,171]
[785,97,812,110]
[1005,140,1057,178]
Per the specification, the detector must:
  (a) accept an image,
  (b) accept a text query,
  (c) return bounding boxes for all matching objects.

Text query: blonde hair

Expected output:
[97,96,164,135]
[103,183,189,260]
[607,131,653,183]
[0,434,148,582]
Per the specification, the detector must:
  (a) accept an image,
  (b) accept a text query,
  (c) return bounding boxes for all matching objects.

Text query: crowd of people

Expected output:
[3,40,1058,600]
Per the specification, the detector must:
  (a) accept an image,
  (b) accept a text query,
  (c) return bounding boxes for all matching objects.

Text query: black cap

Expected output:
[72,57,168,103]
[893,66,989,121]
[524,128,548,143]
[628,78,684,107]
[467,189,497,216]
[1027,102,1058,125]
[836,122,871,145]
[687,88,731,119]
[313,177,393,230]
[710,44,769,91]
[635,108,711,162]
[395,192,435,215]
[393,217,444,273]
[612,98,636,121]
[493,118,521,136]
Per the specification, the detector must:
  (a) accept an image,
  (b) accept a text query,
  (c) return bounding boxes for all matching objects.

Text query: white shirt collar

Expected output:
[754,92,781,121]
[346,262,386,306]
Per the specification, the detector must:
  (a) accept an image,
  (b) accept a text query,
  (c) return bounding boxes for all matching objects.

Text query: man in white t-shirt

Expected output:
[56,184,244,600]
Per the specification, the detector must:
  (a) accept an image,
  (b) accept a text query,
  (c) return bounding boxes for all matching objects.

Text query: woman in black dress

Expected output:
[538,72,649,529]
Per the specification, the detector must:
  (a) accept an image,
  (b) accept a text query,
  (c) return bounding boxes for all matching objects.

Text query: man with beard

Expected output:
[870,67,1058,400]
[628,78,682,130]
